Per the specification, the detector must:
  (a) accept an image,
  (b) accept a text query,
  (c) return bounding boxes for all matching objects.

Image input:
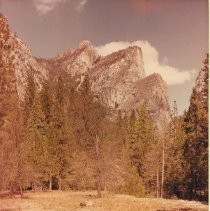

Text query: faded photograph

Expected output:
[0,0,208,210]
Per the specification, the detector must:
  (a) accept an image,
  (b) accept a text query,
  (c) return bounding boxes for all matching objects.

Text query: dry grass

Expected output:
[0,191,208,211]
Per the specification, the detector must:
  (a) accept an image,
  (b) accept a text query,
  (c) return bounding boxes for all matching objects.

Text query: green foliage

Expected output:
[46,75,74,190]
[40,80,51,124]
[182,54,208,200]
[122,165,146,197]
[25,94,49,177]
[128,104,154,176]
[115,104,156,197]
[164,115,186,198]
[23,70,36,122]
[0,14,20,191]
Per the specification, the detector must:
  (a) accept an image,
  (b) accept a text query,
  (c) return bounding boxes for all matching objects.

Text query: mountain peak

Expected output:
[125,45,142,52]
[47,40,98,76]
[91,44,145,80]
[78,40,93,48]
[2,22,169,130]
[0,13,7,25]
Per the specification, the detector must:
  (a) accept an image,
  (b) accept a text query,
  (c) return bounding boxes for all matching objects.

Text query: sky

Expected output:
[0,0,208,114]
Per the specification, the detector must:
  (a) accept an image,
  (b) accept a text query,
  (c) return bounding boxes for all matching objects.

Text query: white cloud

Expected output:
[34,0,88,15]
[76,0,87,11]
[34,0,65,15]
[33,0,66,15]
[96,41,196,86]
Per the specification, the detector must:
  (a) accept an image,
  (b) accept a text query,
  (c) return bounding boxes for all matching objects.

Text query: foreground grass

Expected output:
[0,191,208,211]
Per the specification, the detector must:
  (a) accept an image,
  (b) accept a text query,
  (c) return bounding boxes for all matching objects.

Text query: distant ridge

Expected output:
[1,15,170,130]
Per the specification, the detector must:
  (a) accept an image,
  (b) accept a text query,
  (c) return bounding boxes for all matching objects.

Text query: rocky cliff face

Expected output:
[41,40,98,77]
[1,15,170,129]
[123,73,170,130]
[0,15,48,99]
[89,47,169,129]
[11,36,48,98]
[90,46,145,107]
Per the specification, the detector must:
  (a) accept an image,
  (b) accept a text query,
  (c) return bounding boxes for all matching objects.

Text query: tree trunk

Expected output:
[161,144,165,198]
[104,178,107,192]
[19,183,23,198]
[58,178,62,191]
[194,174,197,200]
[0,141,3,191]
[49,176,52,191]
[96,173,102,198]
[34,183,37,192]
[95,135,102,198]
[156,167,159,198]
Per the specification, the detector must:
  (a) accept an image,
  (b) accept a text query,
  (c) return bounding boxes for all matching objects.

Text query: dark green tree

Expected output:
[23,70,36,124]
[77,74,108,198]
[24,93,50,190]
[128,104,154,175]
[125,104,155,196]
[183,54,208,200]
[40,80,51,124]
[164,102,185,198]
[0,14,20,191]
[50,75,73,190]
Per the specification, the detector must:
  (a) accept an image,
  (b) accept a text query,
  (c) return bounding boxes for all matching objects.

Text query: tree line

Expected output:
[0,14,208,201]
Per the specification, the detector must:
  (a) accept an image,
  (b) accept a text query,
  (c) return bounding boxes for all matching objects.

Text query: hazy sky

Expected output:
[0,0,208,113]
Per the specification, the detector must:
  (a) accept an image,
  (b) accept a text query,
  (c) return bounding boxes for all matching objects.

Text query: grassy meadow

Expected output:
[0,191,208,211]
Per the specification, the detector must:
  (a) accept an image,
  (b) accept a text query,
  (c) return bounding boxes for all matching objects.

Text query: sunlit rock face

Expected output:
[89,47,170,130]
[43,40,98,77]
[89,46,145,107]
[11,36,48,99]
[1,15,48,99]
[2,14,170,130]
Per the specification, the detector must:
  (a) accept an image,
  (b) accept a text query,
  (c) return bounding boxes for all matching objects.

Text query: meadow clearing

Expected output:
[0,191,208,211]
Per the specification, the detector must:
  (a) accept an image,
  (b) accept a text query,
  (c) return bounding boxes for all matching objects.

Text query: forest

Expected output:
[0,14,208,202]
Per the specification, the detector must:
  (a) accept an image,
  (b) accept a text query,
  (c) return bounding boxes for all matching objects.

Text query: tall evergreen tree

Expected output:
[77,74,108,198]
[164,101,185,198]
[50,75,73,190]
[23,70,36,124]
[40,80,51,124]
[128,104,154,175]
[125,104,155,196]
[183,54,208,200]
[17,71,37,191]
[0,14,20,191]
[24,93,50,190]
[39,80,57,190]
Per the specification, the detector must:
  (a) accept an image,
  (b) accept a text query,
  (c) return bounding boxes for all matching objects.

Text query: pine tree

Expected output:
[142,135,161,197]
[128,104,154,175]
[183,54,208,200]
[17,71,37,191]
[77,74,107,198]
[0,14,20,191]
[40,80,51,124]
[125,104,155,196]
[23,70,36,124]
[24,93,50,190]
[50,75,73,190]
[39,80,57,190]
[116,110,129,145]
[164,101,185,198]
